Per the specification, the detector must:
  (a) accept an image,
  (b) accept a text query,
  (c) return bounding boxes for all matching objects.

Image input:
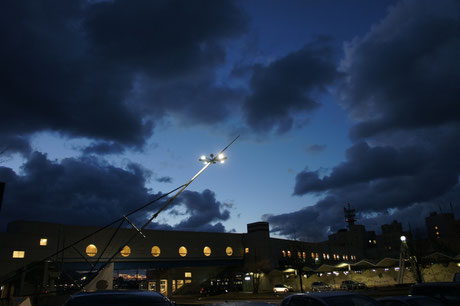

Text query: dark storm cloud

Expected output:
[0,134,32,156]
[0,153,231,232]
[0,0,247,153]
[159,189,230,232]
[243,39,339,133]
[294,142,424,195]
[339,0,460,139]
[267,0,460,241]
[85,0,246,78]
[0,152,154,227]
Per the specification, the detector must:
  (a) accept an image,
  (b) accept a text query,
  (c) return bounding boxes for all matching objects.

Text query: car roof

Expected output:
[290,291,362,298]
[70,290,166,297]
[412,282,460,287]
[380,295,438,300]
[64,290,171,306]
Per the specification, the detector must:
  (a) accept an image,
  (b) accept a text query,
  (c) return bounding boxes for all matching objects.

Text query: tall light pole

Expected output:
[398,235,423,284]
[143,135,238,226]
[397,236,406,284]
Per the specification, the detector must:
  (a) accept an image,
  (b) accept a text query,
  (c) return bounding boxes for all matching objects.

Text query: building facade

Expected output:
[1,209,460,298]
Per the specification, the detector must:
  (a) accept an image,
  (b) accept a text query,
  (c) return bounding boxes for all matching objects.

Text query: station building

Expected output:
[1,209,460,298]
[0,220,354,297]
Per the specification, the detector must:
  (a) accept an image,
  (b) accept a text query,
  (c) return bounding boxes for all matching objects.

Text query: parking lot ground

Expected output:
[172,285,413,305]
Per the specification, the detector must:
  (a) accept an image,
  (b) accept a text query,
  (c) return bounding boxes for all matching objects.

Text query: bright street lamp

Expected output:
[400,236,406,242]
[199,153,228,164]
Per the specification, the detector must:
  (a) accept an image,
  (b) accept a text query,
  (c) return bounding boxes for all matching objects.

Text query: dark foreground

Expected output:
[1,285,413,306]
[173,285,412,305]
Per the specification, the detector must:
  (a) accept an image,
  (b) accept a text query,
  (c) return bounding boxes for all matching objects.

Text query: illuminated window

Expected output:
[245,248,249,254]
[297,251,301,259]
[436,231,440,235]
[86,244,97,257]
[323,253,326,260]
[120,245,131,257]
[185,279,192,284]
[203,246,211,256]
[327,254,330,260]
[369,240,372,243]
[151,246,161,257]
[40,238,48,246]
[333,254,337,260]
[434,226,438,230]
[315,253,319,259]
[185,272,192,278]
[176,280,184,290]
[282,250,286,257]
[311,252,315,259]
[12,251,25,258]
[179,246,187,257]
[302,252,306,260]
[373,240,377,244]
[226,246,233,256]
[287,250,291,258]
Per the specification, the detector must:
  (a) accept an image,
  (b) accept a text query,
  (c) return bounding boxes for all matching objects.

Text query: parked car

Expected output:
[409,282,460,305]
[63,290,175,306]
[340,280,367,290]
[273,284,292,293]
[281,292,380,306]
[378,295,445,305]
[311,281,332,292]
[453,273,460,282]
[200,285,228,296]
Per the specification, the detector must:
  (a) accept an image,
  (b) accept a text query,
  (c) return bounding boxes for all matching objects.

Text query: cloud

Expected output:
[0,153,232,232]
[305,144,327,154]
[266,0,460,241]
[84,0,247,78]
[155,176,172,183]
[294,142,424,195]
[83,141,126,155]
[0,0,248,153]
[0,134,32,157]
[243,39,339,133]
[161,189,231,232]
[0,152,155,228]
[339,0,460,139]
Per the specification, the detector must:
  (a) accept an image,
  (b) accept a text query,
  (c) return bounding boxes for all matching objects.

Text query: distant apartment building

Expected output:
[426,211,460,254]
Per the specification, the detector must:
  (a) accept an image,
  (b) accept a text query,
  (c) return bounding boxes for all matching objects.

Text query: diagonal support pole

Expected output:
[88,135,240,284]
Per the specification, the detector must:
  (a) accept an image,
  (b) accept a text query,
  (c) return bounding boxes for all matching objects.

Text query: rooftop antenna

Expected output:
[344,203,356,229]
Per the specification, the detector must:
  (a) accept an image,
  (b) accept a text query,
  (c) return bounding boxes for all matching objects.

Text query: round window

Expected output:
[120,245,131,257]
[151,246,161,257]
[203,246,211,256]
[179,246,187,257]
[86,244,97,257]
[226,246,233,256]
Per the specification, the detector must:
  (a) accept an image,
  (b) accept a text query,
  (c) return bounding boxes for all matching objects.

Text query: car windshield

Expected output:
[324,295,378,306]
